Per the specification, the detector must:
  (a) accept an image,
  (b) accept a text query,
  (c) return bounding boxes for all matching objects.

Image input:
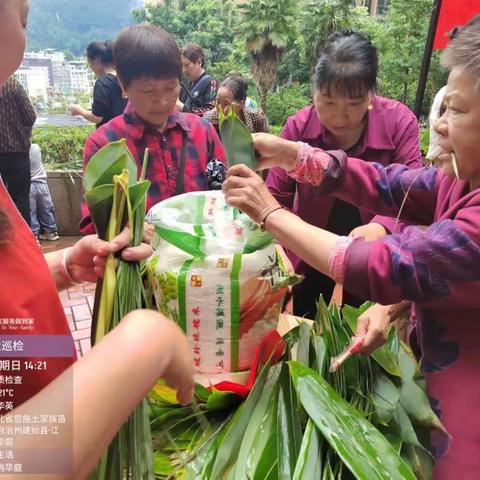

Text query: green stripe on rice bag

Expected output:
[178,259,194,333]
[230,253,242,371]
[146,191,302,375]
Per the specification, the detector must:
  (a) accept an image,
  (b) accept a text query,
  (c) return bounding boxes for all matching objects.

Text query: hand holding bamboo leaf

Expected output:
[354,303,393,355]
[64,227,152,283]
[223,164,281,224]
[251,132,299,171]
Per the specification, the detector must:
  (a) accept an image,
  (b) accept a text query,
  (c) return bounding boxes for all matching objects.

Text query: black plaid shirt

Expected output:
[0,77,36,153]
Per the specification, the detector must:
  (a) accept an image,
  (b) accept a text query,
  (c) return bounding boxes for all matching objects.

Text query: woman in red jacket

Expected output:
[0,1,194,476]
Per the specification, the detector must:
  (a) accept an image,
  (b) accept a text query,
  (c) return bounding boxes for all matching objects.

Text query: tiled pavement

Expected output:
[41,236,94,358]
[58,283,94,358]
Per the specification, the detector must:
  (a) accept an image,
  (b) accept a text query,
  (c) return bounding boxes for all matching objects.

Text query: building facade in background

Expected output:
[14,50,94,100]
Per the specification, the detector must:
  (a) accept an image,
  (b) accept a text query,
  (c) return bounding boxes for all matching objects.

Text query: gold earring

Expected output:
[122,91,128,99]
[367,104,373,111]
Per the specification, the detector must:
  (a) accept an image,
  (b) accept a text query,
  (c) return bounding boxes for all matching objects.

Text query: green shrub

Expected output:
[270,125,283,136]
[419,127,430,157]
[32,125,94,170]
[266,84,311,127]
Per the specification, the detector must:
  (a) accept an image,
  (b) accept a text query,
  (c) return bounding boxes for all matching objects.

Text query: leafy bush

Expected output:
[266,84,311,127]
[419,127,430,158]
[32,125,94,170]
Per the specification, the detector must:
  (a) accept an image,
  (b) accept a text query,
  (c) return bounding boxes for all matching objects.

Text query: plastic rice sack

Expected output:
[146,191,299,374]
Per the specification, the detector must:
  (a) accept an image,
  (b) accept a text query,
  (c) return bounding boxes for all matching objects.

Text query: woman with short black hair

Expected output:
[80,25,226,236]
[266,30,423,318]
[177,42,217,116]
[68,40,127,128]
[203,74,269,134]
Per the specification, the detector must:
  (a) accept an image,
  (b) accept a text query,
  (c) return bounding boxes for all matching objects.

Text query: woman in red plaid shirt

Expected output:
[80,25,226,235]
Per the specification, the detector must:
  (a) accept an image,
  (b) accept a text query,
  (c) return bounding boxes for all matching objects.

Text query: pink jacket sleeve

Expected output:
[342,216,480,308]
[320,151,438,226]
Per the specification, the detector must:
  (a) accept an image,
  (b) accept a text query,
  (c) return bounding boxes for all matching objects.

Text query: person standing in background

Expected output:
[203,74,269,134]
[177,43,217,116]
[0,75,36,225]
[29,143,59,241]
[69,40,127,128]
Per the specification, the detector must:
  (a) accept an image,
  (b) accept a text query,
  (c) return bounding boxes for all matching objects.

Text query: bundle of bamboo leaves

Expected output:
[149,299,446,479]
[83,139,155,479]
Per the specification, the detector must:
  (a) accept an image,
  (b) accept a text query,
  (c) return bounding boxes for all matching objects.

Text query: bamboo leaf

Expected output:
[293,419,322,480]
[150,384,179,405]
[194,384,211,403]
[128,180,151,214]
[397,346,446,432]
[210,363,271,478]
[377,424,403,453]
[84,184,114,240]
[402,444,434,480]
[392,403,423,448]
[219,108,257,169]
[343,304,402,377]
[277,363,302,479]
[372,372,400,425]
[233,365,280,479]
[311,335,327,375]
[83,138,137,191]
[91,154,129,190]
[296,321,311,365]
[288,361,416,480]
[207,390,240,411]
[252,433,278,480]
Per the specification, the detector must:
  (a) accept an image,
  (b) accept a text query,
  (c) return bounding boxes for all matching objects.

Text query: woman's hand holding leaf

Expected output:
[355,303,392,354]
[223,165,280,223]
[252,133,299,171]
[67,227,153,283]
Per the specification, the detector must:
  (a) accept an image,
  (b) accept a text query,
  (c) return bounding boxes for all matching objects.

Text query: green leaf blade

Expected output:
[288,360,416,480]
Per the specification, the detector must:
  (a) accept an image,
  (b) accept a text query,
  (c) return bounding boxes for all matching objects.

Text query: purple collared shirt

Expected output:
[266,96,423,270]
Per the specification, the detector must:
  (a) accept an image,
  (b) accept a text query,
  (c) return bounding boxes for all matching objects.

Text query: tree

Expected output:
[371,0,446,110]
[298,0,356,69]
[133,0,239,70]
[238,0,298,113]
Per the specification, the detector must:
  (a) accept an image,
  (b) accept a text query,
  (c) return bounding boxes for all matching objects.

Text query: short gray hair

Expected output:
[441,20,480,92]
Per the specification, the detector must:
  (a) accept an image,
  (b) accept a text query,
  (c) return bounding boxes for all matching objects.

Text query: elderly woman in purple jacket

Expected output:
[224,21,480,479]
[267,31,423,318]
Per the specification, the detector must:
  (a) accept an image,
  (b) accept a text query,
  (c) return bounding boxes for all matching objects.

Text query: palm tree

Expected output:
[299,0,355,69]
[238,0,297,113]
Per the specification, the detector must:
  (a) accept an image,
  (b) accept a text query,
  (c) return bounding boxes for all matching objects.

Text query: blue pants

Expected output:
[29,181,58,236]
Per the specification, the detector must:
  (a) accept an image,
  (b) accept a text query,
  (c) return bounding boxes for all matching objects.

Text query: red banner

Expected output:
[433,0,480,50]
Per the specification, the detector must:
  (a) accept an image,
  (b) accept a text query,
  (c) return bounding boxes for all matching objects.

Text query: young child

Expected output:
[29,143,60,240]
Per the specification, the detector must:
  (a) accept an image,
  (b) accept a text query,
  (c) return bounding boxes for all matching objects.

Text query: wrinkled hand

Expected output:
[67,227,152,283]
[349,223,387,241]
[68,104,82,116]
[223,164,280,223]
[252,133,299,171]
[354,303,392,354]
